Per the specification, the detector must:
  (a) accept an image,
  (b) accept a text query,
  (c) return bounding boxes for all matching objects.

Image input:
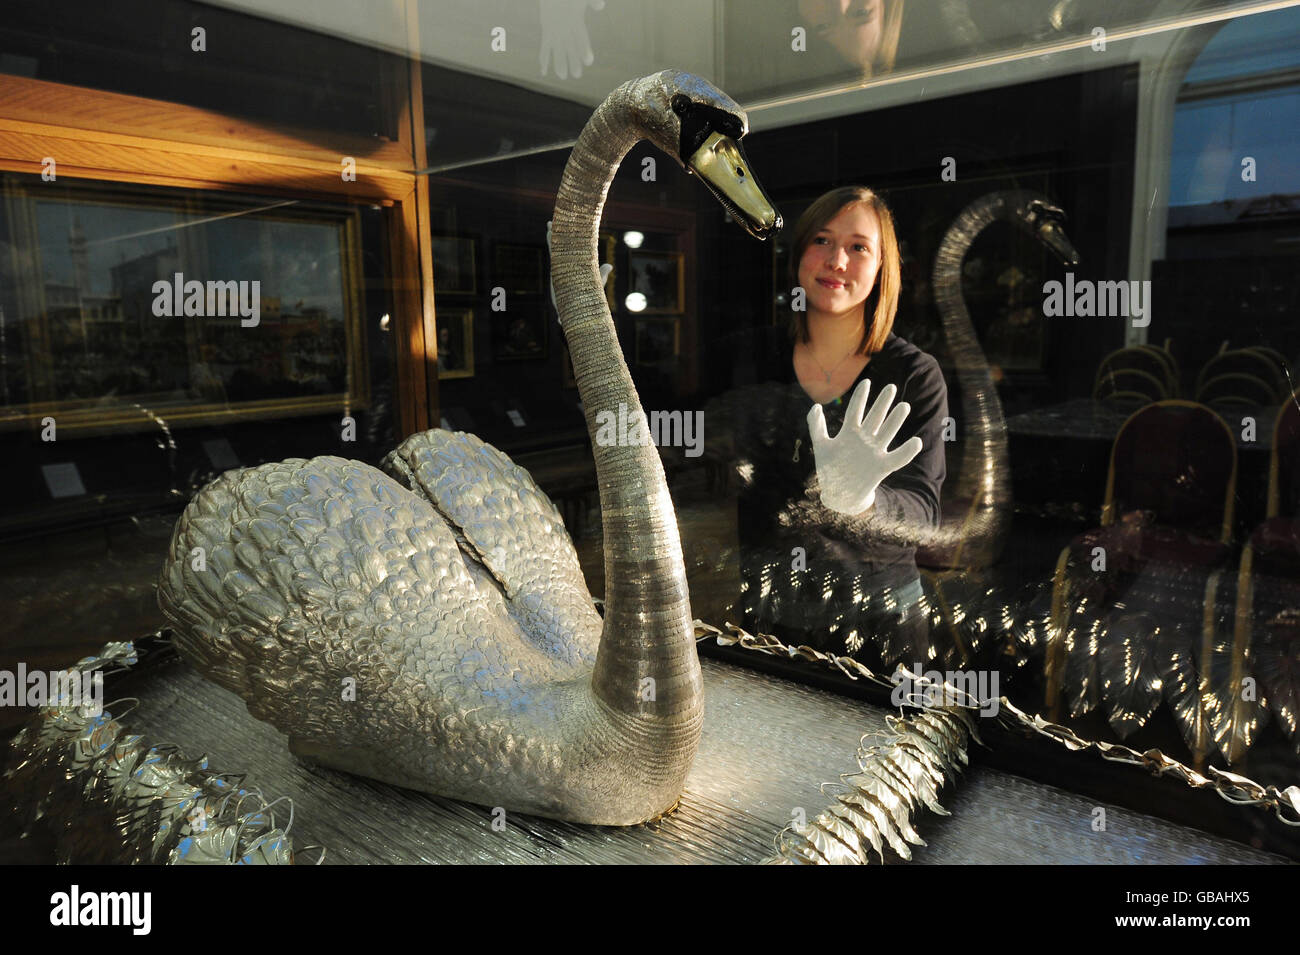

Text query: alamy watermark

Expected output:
[1042,273,1150,327]
[151,272,261,327]
[594,402,703,458]
[50,885,151,935]
[0,665,103,715]
[890,662,1000,717]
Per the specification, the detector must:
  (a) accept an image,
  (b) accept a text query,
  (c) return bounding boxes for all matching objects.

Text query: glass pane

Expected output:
[3,0,1298,864]
[415,3,1300,829]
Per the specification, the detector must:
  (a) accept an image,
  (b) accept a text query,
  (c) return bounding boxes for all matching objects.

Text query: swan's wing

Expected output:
[381,430,600,658]
[157,456,590,742]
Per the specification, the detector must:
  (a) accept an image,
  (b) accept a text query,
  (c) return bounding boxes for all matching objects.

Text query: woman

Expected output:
[733,185,948,666]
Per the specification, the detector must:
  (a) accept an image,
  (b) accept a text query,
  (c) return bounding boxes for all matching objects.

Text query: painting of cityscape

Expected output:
[0,181,366,434]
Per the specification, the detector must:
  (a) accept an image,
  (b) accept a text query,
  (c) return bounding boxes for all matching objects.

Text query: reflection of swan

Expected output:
[916,190,1078,569]
[158,70,779,826]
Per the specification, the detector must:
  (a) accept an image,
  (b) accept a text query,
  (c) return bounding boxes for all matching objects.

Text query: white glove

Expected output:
[807,379,923,515]
[547,220,612,315]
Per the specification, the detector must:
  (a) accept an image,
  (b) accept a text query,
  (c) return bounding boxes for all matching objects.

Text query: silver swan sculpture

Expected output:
[157,70,780,826]
[915,190,1078,570]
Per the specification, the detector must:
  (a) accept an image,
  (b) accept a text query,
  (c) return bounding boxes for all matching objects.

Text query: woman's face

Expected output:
[797,0,885,70]
[797,202,883,321]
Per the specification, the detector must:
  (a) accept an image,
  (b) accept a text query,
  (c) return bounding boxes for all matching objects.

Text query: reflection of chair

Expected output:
[1093,367,1167,407]
[1232,388,1300,761]
[1046,401,1237,735]
[1196,372,1279,410]
[1095,344,1180,399]
[1195,344,1288,407]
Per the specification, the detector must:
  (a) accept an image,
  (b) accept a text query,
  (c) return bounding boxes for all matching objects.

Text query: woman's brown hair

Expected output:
[789,185,901,356]
[878,0,905,75]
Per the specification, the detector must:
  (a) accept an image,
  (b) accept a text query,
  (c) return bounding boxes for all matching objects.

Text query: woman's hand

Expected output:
[807,379,923,515]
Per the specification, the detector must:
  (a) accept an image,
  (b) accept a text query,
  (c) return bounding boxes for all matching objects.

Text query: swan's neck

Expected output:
[551,88,701,728]
[931,197,1011,516]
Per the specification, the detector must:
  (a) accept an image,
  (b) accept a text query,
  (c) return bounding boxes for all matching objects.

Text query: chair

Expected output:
[1046,402,1238,733]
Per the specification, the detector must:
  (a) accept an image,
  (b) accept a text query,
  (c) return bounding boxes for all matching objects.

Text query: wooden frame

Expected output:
[0,78,414,202]
[599,231,619,312]
[0,178,369,435]
[0,0,437,438]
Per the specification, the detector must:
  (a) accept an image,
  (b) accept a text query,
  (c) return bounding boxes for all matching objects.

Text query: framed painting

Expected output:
[0,178,368,436]
[628,250,684,314]
[490,305,547,361]
[436,307,475,379]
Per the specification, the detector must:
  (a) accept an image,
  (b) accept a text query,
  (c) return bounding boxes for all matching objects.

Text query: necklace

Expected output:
[808,345,858,383]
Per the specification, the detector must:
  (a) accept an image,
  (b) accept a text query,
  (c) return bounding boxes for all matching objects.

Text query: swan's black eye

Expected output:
[671,95,692,116]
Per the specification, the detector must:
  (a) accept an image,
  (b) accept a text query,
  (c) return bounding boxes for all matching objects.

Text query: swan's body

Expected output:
[916,190,1078,569]
[158,70,778,825]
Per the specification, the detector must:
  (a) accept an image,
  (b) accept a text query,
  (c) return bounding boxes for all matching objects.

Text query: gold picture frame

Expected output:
[0,177,368,436]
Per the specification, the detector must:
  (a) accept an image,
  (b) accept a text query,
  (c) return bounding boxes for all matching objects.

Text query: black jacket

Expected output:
[727,324,948,592]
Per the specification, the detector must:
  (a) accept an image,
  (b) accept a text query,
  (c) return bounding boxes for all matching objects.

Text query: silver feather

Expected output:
[1204,638,1269,764]
[1062,588,1105,718]
[1098,606,1165,739]
[1,641,297,864]
[1257,622,1300,752]
[768,708,971,865]
[1160,630,1215,762]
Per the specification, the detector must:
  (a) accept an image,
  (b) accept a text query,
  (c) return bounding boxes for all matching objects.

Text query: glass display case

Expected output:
[1,0,1297,879]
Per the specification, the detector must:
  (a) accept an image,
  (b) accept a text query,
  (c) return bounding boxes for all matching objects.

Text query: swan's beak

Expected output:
[685,132,781,240]
[1038,218,1080,267]
[1027,201,1080,266]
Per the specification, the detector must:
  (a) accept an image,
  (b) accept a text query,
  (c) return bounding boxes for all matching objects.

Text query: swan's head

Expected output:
[1022,197,1080,267]
[630,70,781,240]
